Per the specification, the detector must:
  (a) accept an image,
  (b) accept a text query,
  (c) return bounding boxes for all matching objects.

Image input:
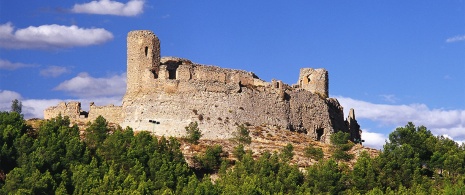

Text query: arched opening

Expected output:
[316,128,324,141]
[144,46,148,57]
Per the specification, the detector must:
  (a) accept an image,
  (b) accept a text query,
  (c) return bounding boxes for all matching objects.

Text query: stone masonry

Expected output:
[44,30,362,143]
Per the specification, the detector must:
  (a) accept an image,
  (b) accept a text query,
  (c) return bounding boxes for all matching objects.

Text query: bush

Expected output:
[185,122,202,144]
[330,132,354,161]
[280,143,294,162]
[195,145,223,171]
[232,124,251,145]
[233,144,246,161]
[304,144,324,161]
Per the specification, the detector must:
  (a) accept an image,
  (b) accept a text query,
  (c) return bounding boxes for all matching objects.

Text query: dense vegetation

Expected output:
[2,110,465,194]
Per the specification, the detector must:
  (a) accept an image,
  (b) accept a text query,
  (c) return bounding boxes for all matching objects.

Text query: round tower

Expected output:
[126,30,160,94]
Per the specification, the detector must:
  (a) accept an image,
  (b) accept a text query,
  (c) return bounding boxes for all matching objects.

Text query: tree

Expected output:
[304,144,324,161]
[84,116,109,150]
[184,122,202,144]
[11,99,22,114]
[330,131,354,161]
[232,124,251,145]
[233,144,246,161]
[280,143,294,162]
[306,159,343,194]
[195,145,223,172]
[350,151,377,193]
[330,131,351,146]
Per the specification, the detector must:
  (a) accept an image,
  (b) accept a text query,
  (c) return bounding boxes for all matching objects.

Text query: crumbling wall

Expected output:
[120,30,361,143]
[298,68,329,98]
[44,101,82,120]
[44,30,362,144]
[44,102,123,125]
[126,30,160,95]
[88,102,123,123]
[121,78,353,143]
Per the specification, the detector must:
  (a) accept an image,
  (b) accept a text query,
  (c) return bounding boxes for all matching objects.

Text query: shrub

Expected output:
[232,124,252,145]
[195,145,223,171]
[185,122,202,144]
[304,144,324,161]
[330,131,354,161]
[280,143,294,162]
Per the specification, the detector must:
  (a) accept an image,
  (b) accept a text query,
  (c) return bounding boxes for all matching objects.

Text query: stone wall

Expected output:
[44,30,362,144]
[44,101,82,120]
[298,68,329,98]
[44,102,122,124]
[126,30,160,95]
[88,102,123,123]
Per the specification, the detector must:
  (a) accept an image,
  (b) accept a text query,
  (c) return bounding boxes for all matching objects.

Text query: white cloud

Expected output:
[0,59,36,70]
[72,0,145,16]
[0,22,113,49]
[337,96,465,143]
[54,72,126,98]
[40,66,71,77]
[446,34,465,43]
[0,90,22,111]
[361,129,387,149]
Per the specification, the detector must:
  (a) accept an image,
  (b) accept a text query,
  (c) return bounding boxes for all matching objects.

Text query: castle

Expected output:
[44,30,362,143]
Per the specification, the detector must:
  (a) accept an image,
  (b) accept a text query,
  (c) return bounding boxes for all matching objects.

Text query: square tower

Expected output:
[298,68,329,98]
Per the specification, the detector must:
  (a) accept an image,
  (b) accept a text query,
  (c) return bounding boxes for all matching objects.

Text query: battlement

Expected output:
[125,30,328,97]
[45,30,361,144]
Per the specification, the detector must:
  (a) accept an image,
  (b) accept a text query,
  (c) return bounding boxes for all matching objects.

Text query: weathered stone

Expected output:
[44,30,362,144]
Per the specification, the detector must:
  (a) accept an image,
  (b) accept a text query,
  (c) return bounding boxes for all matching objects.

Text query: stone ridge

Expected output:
[44,30,362,144]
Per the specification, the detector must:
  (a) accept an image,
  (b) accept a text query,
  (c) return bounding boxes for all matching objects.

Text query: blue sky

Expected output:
[0,1,464,149]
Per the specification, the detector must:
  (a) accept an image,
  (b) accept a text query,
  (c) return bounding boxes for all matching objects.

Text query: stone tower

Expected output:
[298,68,329,98]
[126,30,160,94]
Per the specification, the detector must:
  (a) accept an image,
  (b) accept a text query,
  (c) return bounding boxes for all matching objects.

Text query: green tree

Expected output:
[305,159,343,194]
[330,131,351,145]
[304,144,324,161]
[0,111,29,177]
[280,143,294,162]
[11,99,22,114]
[232,124,252,145]
[84,115,109,150]
[350,151,377,193]
[330,131,354,161]
[195,145,223,172]
[184,121,202,144]
[233,144,246,161]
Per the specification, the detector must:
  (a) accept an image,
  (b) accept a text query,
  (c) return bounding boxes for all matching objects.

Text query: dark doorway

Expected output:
[167,63,179,80]
[168,69,176,79]
[316,128,324,141]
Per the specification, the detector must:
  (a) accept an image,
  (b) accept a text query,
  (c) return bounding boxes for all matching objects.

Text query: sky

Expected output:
[0,1,464,149]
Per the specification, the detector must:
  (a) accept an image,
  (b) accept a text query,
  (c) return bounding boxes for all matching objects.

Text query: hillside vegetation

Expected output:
[1,111,465,194]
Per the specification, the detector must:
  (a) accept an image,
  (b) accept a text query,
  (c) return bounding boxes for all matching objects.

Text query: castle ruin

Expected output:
[44,30,362,143]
